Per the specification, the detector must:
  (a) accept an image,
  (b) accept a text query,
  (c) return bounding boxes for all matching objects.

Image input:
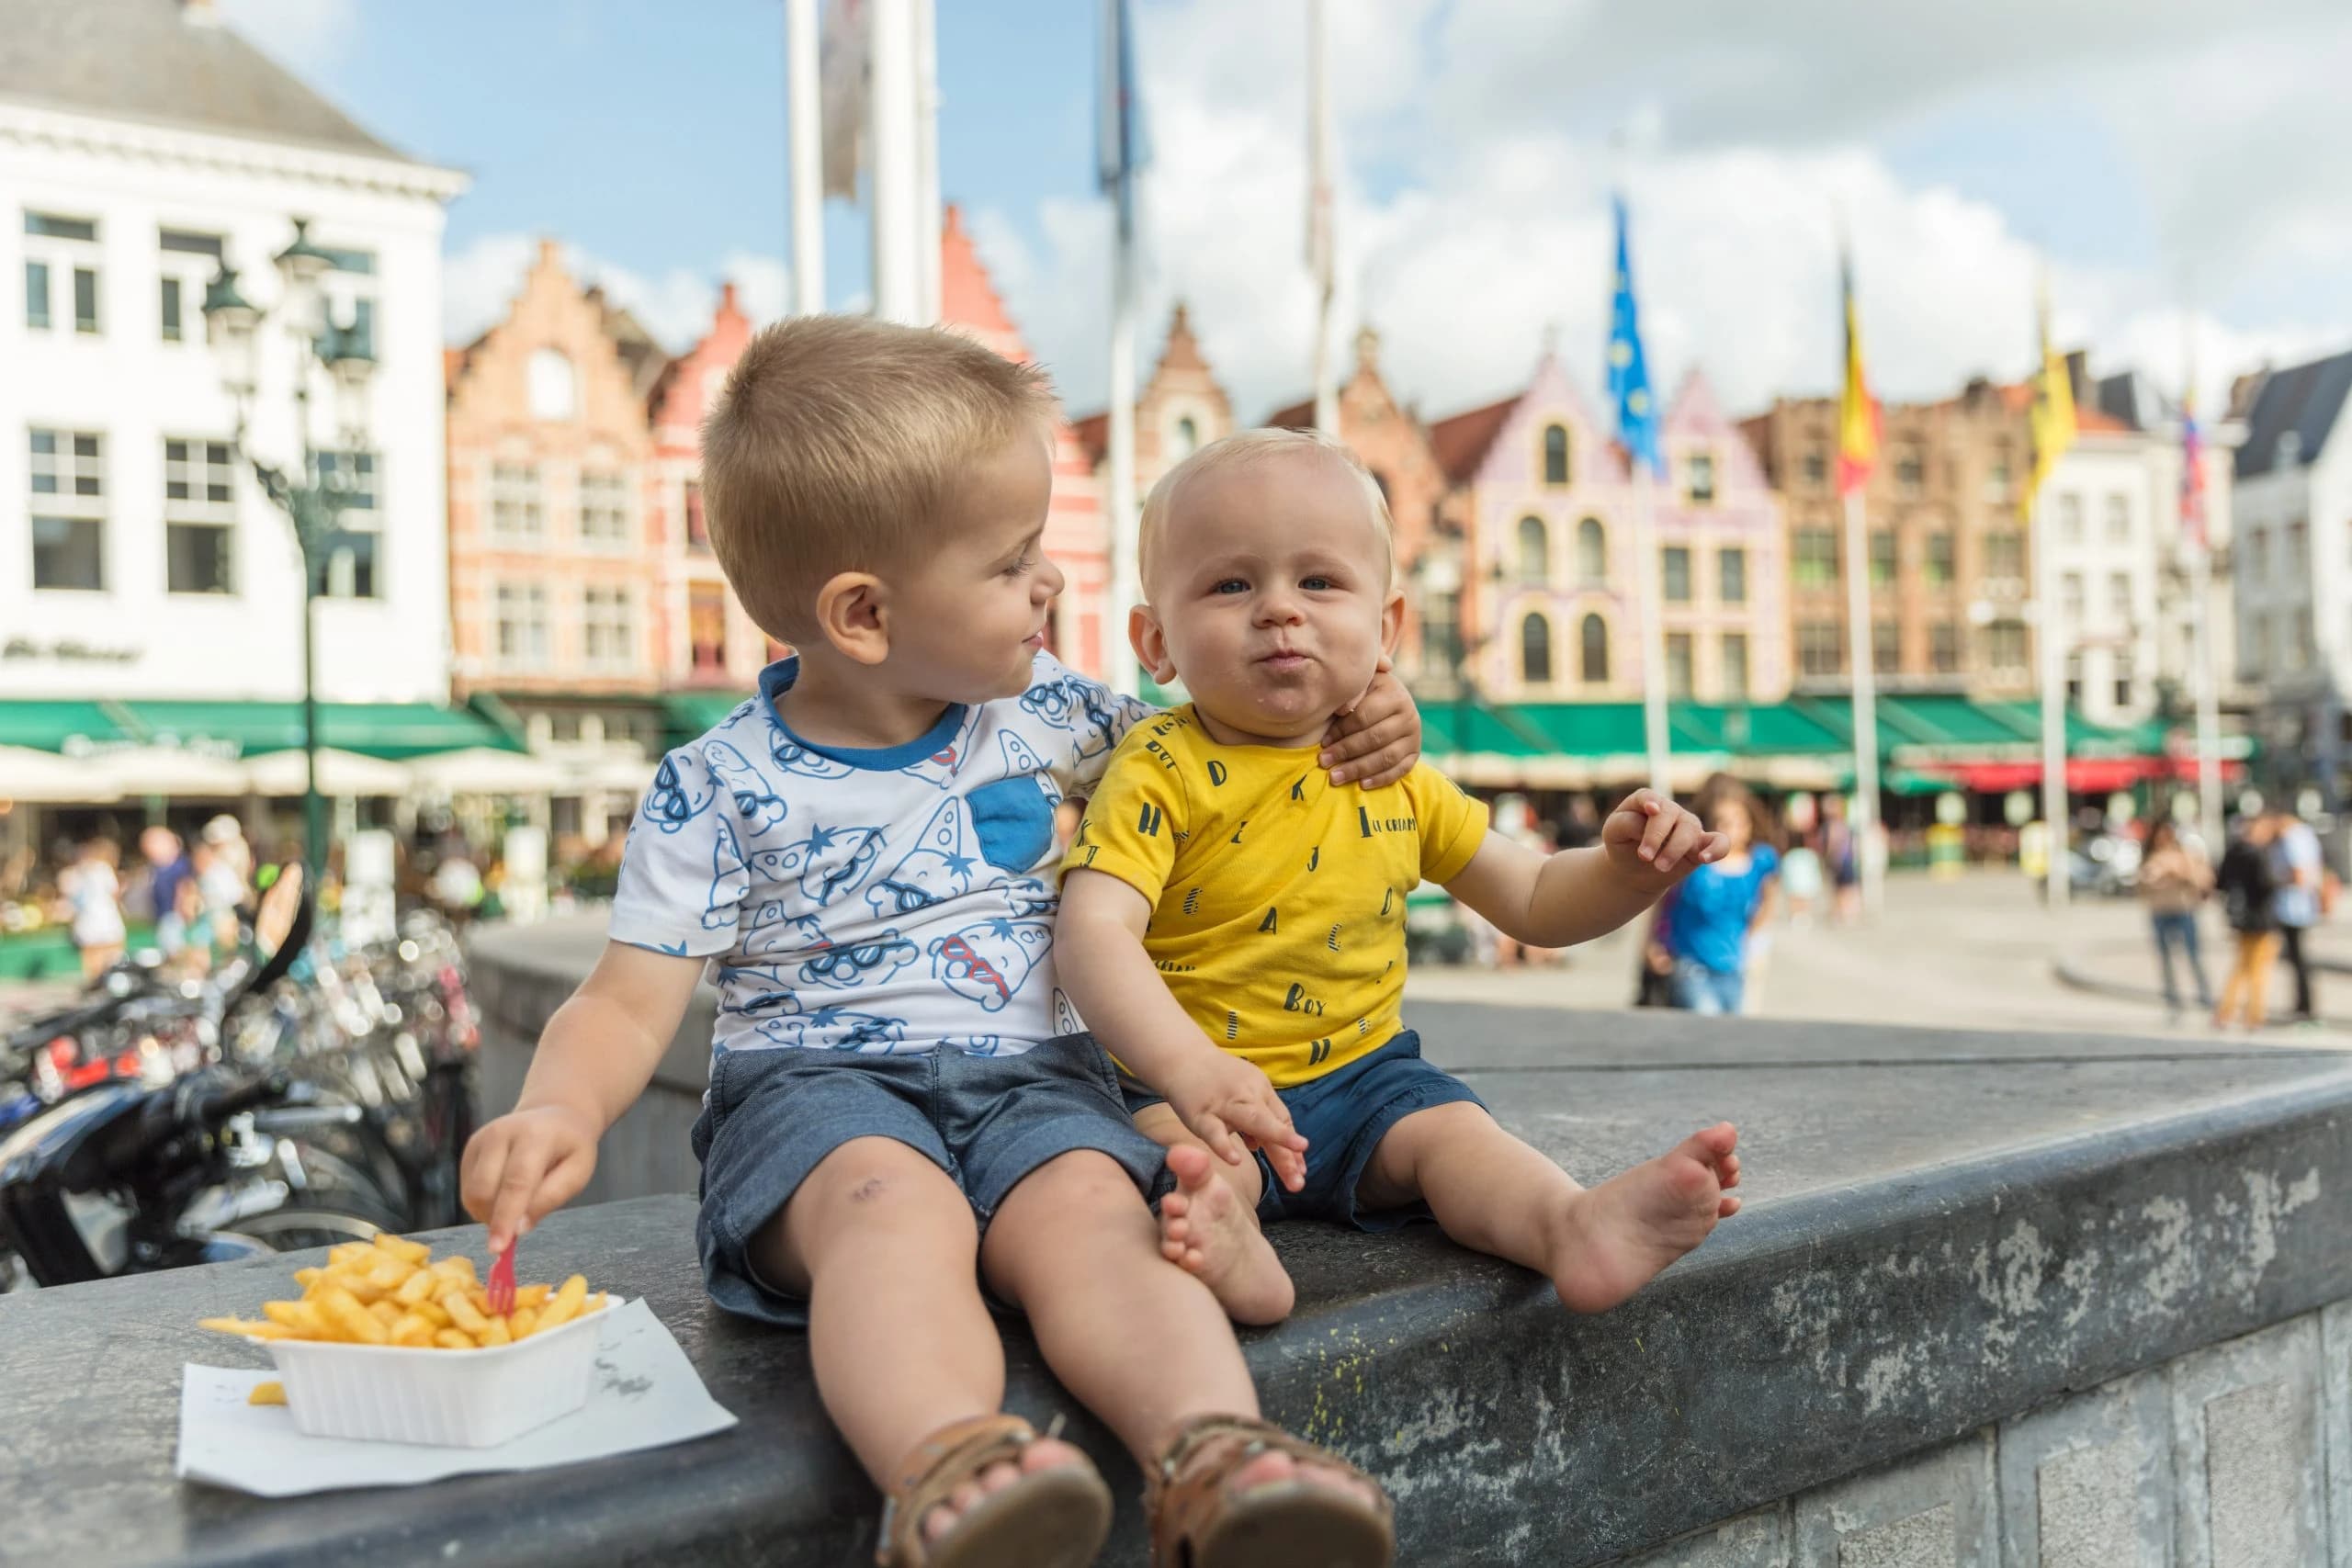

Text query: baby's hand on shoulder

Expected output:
[1601,789,1727,885]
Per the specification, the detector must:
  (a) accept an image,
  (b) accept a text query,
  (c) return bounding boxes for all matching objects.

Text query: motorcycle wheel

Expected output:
[230,1206,392,1252]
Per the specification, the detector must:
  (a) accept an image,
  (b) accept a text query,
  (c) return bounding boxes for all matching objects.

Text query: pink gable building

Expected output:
[646,281,765,690]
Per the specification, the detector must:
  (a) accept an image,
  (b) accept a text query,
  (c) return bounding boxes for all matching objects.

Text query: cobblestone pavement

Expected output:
[1405,869,2352,1047]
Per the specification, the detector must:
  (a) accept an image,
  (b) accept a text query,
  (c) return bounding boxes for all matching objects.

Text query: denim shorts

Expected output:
[1123,1030,1483,1231]
[691,1036,1174,1326]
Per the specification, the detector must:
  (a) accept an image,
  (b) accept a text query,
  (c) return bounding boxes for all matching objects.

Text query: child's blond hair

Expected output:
[1137,427,1394,594]
[700,314,1058,641]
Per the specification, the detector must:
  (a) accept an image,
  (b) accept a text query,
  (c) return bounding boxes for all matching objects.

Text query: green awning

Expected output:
[660,692,749,741]
[0,699,135,752]
[0,699,523,760]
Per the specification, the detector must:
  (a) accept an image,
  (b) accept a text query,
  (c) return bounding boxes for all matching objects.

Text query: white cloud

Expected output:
[443,234,793,353]
[217,0,362,78]
[978,0,2349,427]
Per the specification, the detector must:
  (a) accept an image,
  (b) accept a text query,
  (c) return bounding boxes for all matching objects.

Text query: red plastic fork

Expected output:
[485,1244,516,1315]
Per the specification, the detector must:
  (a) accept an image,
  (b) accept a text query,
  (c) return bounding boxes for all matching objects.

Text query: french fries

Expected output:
[198,1233,611,1352]
[249,1381,287,1406]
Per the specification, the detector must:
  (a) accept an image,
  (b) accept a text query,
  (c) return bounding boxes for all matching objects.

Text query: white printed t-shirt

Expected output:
[609,652,1153,1063]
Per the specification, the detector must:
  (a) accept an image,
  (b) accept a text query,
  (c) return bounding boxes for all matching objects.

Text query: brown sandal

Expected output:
[1145,1414,1396,1567]
[875,1413,1113,1568]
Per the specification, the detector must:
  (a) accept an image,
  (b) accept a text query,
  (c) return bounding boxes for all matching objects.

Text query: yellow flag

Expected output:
[1836,246,1879,496]
[2028,272,2075,499]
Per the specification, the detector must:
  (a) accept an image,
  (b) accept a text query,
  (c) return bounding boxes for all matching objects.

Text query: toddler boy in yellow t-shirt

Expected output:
[1057,429,1746,1325]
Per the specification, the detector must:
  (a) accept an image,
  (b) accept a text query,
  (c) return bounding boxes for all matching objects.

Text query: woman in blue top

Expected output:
[1645,778,1780,1015]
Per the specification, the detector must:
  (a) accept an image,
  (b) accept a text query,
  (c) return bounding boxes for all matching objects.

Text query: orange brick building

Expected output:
[647,281,767,691]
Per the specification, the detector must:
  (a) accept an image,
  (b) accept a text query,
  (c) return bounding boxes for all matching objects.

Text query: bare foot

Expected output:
[1160,1144,1295,1325]
[1546,1122,1742,1314]
[920,1435,1091,1551]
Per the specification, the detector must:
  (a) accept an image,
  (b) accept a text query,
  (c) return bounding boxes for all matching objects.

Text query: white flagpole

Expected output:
[865,0,920,323]
[2185,321,2223,855]
[1636,469,1669,795]
[2037,489,2070,908]
[1843,488,1883,911]
[1307,0,1339,436]
[1102,0,1140,696]
[786,0,825,316]
[912,0,941,322]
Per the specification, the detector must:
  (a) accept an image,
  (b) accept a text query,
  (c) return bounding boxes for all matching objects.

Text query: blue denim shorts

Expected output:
[691,1036,1173,1326]
[1123,1030,1484,1231]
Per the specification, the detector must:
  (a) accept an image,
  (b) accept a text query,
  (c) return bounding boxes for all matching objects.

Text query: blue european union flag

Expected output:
[1606,194,1662,479]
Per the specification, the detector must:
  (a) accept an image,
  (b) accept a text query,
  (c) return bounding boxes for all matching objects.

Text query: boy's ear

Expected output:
[812,570,891,666]
[1130,604,1179,684]
[1380,586,1408,657]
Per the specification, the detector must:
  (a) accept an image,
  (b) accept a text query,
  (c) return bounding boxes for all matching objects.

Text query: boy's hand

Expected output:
[1163,1049,1309,1192]
[461,1104,602,1253]
[1602,790,1728,884]
[1320,658,1421,789]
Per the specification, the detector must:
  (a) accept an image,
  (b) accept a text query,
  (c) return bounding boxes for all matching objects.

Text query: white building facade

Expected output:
[0,0,465,713]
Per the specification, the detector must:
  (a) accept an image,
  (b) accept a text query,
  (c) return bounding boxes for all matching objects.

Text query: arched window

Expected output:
[1580,614,1610,684]
[1515,515,1548,584]
[527,348,577,421]
[1577,517,1607,581]
[1174,415,1200,456]
[1543,423,1571,486]
[1521,612,1554,685]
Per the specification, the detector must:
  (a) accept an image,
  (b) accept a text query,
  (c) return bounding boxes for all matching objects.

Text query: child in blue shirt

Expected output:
[460,317,1421,1568]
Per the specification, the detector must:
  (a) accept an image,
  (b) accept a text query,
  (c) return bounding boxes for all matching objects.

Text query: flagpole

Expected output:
[1637,469,1670,795]
[2036,487,2069,908]
[2184,322,2223,854]
[786,0,824,316]
[865,0,920,323]
[912,0,942,322]
[1101,0,1140,696]
[1307,0,1339,436]
[1842,488,1883,911]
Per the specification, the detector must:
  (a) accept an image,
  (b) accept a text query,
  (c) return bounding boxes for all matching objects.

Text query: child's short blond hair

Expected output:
[1137,427,1394,594]
[700,314,1058,641]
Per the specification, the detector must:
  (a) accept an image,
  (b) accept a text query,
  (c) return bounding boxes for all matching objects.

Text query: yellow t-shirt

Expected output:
[1063,706,1488,1087]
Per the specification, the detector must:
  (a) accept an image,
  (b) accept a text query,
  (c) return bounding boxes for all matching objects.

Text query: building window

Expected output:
[684,479,710,550]
[1579,614,1609,684]
[1686,451,1716,505]
[28,428,105,590]
[1924,531,1953,586]
[491,463,544,541]
[1520,612,1554,684]
[1894,445,1924,498]
[2108,572,2132,627]
[1872,620,1899,672]
[495,583,550,669]
[1929,623,1959,673]
[1720,632,1749,698]
[1797,621,1844,677]
[527,349,577,422]
[160,277,183,342]
[1662,546,1691,604]
[689,583,729,676]
[2105,494,2131,542]
[1987,445,2014,503]
[157,229,222,345]
[1421,589,1462,675]
[25,258,51,330]
[1718,547,1747,604]
[2056,493,2082,544]
[1984,530,2025,583]
[24,211,100,335]
[2060,571,2085,624]
[1988,620,2029,673]
[316,448,379,599]
[1665,633,1694,697]
[1515,515,1548,585]
[2288,519,2309,574]
[2294,609,2313,670]
[583,585,637,671]
[1793,527,1839,587]
[2246,527,2267,584]
[2065,652,2084,707]
[164,436,237,594]
[1576,517,1607,581]
[2112,654,2133,710]
[1869,531,1895,587]
[1801,447,1828,491]
[580,469,632,547]
[1542,423,1570,487]
[1174,415,1200,457]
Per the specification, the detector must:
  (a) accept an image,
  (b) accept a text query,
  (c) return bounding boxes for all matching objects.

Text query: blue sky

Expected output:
[225,0,2351,420]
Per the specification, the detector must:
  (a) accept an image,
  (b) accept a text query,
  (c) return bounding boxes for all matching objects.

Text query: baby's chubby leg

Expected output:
[752,1137,1088,1549]
[1357,1103,1742,1314]
[1132,1102,1295,1325]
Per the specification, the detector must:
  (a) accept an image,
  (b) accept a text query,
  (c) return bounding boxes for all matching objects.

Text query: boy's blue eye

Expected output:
[1301,575,1334,592]
[1213,579,1249,595]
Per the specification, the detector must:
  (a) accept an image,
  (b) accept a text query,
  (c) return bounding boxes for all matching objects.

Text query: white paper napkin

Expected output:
[176,1297,738,1496]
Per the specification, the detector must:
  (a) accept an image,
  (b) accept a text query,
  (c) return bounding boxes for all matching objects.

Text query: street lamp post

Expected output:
[201,219,378,890]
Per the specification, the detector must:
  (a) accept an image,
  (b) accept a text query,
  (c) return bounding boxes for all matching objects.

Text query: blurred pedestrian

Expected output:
[200,814,253,901]
[58,836,127,979]
[2137,819,2214,1019]
[1645,778,1781,1015]
[139,826,193,959]
[1819,793,1860,923]
[2268,807,2324,1026]
[2214,814,2284,1031]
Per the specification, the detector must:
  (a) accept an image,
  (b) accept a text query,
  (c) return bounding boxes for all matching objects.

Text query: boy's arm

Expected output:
[1057,870,1309,1189]
[1447,789,1725,949]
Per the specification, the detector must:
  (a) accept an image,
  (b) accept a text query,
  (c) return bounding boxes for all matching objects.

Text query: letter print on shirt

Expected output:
[865,795,983,919]
[705,740,789,838]
[930,917,1050,1012]
[646,750,718,833]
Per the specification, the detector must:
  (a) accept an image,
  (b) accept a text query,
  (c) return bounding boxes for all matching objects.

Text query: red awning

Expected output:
[1925,758,2155,794]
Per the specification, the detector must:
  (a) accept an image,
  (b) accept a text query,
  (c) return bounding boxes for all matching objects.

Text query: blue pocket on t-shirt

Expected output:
[967,777,1056,873]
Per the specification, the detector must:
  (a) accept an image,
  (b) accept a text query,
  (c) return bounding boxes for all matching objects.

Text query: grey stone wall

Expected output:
[1617,1312,2341,1568]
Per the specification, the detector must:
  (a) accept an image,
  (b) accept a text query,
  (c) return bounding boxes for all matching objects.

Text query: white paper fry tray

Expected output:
[254,1306,604,1448]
